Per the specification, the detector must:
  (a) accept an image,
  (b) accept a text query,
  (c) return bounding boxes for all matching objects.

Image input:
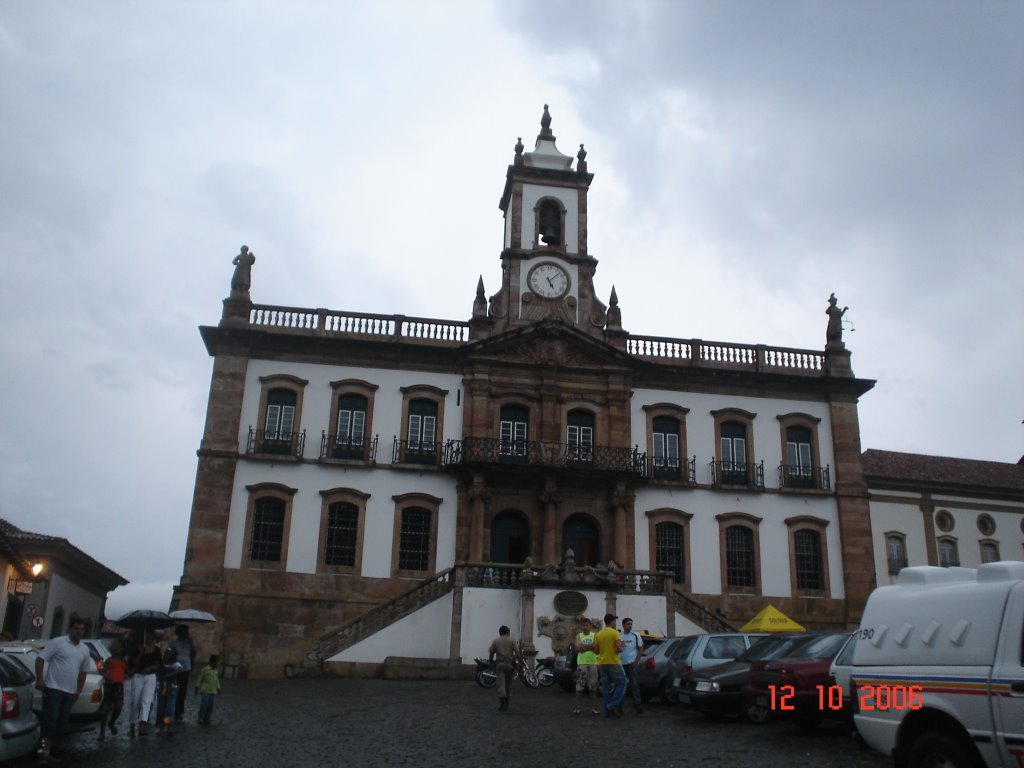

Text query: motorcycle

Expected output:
[535,657,555,687]
[474,657,540,689]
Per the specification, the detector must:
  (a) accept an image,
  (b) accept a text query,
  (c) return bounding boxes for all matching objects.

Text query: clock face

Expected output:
[528,262,570,299]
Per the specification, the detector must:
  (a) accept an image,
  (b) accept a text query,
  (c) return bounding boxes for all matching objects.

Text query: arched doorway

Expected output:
[490,510,530,564]
[562,514,600,566]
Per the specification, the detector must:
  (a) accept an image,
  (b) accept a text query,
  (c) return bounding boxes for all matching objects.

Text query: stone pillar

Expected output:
[540,480,560,566]
[610,482,632,567]
[467,474,489,562]
[829,395,874,625]
[920,498,937,566]
[520,585,536,660]
[173,351,249,606]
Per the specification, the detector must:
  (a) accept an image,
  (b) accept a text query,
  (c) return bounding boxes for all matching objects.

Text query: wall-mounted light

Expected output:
[31,563,44,577]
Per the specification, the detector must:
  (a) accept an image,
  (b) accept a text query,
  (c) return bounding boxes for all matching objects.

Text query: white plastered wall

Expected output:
[225,361,463,575]
[329,592,454,663]
[631,389,843,599]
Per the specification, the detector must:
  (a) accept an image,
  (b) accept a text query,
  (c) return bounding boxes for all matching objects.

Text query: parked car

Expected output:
[0,642,104,722]
[674,631,826,720]
[638,637,689,703]
[0,653,41,763]
[741,632,852,727]
[666,632,768,685]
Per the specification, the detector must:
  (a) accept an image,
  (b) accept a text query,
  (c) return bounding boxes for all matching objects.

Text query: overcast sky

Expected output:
[2,1,1021,618]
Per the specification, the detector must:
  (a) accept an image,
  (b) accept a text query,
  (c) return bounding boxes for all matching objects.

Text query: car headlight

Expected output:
[694,681,720,693]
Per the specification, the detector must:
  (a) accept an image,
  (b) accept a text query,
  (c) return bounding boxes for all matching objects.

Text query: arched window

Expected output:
[499,405,528,461]
[652,416,681,479]
[938,537,959,568]
[406,399,438,463]
[980,541,1000,564]
[490,510,530,564]
[249,497,287,563]
[537,199,562,246]
[725,526,755,588]
[324,502,359,568]
[563,514,600,567]
[566,409,594,464]
[655,522,684,583]
[794,529,823,589]
[784,425,814,487]
[333,393,368,457]
[720,422,747,481]
[398,507,432,571]
[885,533,907,575]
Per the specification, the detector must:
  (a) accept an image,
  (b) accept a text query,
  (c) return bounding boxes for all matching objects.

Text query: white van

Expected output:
[851,562,1024,768]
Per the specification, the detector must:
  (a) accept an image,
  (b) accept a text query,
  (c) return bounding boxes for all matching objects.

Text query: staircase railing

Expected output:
[671,586,738,633]
[306,567,457,665]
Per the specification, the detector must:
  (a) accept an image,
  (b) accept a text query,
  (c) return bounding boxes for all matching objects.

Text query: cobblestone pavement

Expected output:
[43,679,891,768]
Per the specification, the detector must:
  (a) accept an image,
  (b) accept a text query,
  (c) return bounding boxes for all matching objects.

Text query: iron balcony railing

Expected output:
[246,428,306,458]
[777,464,831,491]
[651,455,697,483]
[444,437,647,476]
[320,433,378,462]
[392,438,442,466]
[709,459,765,490]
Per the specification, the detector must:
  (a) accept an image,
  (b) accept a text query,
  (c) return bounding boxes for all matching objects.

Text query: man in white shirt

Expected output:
[35,617,93,763]
[619,617,645,714]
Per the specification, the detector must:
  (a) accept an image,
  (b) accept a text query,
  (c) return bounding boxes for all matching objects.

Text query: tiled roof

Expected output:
[861,449,1024,492]
[0,519,64,543]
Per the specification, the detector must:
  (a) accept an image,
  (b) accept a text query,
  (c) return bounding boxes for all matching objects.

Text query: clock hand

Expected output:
[547,277,555,287]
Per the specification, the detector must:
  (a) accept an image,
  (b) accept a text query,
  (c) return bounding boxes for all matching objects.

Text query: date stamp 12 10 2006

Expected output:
[768,684,924,712]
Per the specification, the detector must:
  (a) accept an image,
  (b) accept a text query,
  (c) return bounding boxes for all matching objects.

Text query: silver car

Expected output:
[0,642,104,722]
[0,653,41,762]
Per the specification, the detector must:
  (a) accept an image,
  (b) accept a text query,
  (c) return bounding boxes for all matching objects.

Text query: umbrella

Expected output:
[114,609,176,632]
[169,609,217,623]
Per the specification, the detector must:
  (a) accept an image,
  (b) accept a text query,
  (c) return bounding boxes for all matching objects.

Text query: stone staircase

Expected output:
[670,585,738,632]
[304,567,459,668]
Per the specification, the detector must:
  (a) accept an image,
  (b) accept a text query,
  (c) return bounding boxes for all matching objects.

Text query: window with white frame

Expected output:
[407,399,437,450]
[886,533,908,575]
[499,405,528,457]
[335,394,366,447]
[938,537,959,567]
[566,409,594,462]
[652,416,681,477]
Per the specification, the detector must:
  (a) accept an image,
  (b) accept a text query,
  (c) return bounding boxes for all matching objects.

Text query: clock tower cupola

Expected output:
[483,106,608,338]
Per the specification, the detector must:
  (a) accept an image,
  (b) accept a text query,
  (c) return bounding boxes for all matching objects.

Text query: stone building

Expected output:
[863,450,1024,586]
[174,107,882,677]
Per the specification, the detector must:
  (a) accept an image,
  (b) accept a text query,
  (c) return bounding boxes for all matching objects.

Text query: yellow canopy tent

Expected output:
[739,604,805,633]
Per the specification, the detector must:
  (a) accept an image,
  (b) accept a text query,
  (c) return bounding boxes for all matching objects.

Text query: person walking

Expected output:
[35,617,94,763]
[595,613,626,718]
[129,633,161,737]
[572,617,600,715]
[167,625,196,724]
[619,618,645,714]
[487,625,521,711]
[97,640,127,741]
[195,654,221,725]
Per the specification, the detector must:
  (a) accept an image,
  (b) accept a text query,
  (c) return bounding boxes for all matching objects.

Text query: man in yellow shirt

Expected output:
[594,613,626,717]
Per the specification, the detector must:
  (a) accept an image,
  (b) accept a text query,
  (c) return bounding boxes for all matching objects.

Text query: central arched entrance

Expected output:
[490,510,530,564]
[562,514,600,566]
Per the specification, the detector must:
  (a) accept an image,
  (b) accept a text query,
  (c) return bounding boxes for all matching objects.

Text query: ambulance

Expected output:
[851,561,1024,768]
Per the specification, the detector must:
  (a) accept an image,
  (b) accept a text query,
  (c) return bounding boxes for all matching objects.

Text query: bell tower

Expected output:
[483,106,608,337]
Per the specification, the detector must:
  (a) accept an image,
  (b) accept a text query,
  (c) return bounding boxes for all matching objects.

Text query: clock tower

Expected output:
[479,106,611,339]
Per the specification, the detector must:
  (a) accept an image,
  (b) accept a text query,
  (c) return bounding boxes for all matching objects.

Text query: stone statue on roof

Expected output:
[231,245,255,296]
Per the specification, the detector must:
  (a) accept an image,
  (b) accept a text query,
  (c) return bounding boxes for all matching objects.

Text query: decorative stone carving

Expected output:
[826,292,848,347]
[230,245,255,295]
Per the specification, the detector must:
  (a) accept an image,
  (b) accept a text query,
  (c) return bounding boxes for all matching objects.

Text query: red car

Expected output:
[741,632,851,728]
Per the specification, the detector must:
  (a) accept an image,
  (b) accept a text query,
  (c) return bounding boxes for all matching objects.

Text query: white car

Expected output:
[0,642,104,722]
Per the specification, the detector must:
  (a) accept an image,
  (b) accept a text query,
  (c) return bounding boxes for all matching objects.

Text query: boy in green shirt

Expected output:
[573,617,600,715]
[195,655,221,725]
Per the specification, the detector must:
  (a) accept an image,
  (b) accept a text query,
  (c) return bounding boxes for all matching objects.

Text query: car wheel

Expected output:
[657,678,677,704]
[742,699,770,724]
[907,732,984,768]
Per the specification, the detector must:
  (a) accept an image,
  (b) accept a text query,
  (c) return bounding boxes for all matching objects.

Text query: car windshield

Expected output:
[0,654,34,686]
[740,636,795,661]
[671,636,699,660]
[789,633,850,660]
